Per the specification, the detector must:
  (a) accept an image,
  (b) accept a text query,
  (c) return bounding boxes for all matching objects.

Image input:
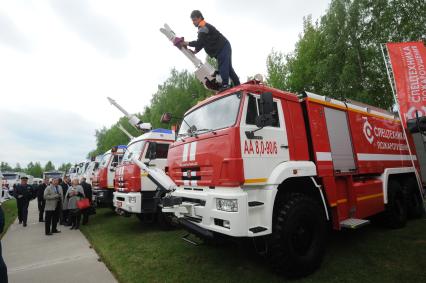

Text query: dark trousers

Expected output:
[217,41,240,87]
[37,198,45,221]
[0,242,7,283]
[45,206,60,234]
[70,210,81,228]
[16,198,29,224]
[61,209,69,225]
[82,210,89,225]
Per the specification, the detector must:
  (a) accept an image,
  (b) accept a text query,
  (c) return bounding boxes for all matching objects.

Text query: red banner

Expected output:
[386,42,426,126]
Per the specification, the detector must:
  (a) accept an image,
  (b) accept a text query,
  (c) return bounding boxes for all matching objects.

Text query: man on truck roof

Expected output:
[182,10,240,91]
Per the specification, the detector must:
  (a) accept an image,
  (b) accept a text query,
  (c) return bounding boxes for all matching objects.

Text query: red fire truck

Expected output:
[113,129,174,223]
[147,80,426,277]
[92,145,127,207]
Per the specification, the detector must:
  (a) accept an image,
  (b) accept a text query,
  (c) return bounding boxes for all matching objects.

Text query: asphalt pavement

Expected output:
[2,200,117,283]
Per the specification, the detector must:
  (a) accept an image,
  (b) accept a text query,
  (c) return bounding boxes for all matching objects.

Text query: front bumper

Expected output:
[113,192,141,214]
[93,189,113,206]
[162,186,272,237]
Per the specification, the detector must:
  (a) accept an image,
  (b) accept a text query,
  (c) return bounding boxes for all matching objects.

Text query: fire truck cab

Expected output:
[92,145,126,207]
[113,129,174,222]
[160,80,424,277]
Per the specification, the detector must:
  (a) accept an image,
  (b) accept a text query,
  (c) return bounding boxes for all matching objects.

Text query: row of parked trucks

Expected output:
[62,28,426,277]
[78,83,425,277]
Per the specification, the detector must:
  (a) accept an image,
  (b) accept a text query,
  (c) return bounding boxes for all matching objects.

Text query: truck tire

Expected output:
[383,179,407,228]
[403,177,425,219]
[268,193,326,278]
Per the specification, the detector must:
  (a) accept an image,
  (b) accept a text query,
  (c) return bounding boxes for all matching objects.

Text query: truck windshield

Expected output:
[178,92,241,137]
[3,174,18,180]
[99,153,111,168]
[123,141,145,161]
[82,162,90,173]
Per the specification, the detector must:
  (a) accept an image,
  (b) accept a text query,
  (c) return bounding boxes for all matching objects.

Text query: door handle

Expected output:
[280,144,288,149]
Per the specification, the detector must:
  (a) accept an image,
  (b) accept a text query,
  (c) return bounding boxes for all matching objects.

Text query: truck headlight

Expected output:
[129,196,137,203]
[216,199,238,212]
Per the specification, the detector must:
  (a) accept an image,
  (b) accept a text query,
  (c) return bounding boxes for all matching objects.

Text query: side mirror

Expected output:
[147,142,157,160]
[255,92,275,128]
[161,113,172,124]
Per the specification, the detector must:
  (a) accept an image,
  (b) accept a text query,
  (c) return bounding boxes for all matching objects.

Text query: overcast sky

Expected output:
[0,0,330,168]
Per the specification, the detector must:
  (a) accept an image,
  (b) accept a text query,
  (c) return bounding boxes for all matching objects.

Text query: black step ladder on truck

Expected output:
[407,115,426,191]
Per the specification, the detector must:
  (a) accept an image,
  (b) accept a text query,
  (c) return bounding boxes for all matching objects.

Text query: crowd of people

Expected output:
[12,175,93,235]
[0,176,94,282]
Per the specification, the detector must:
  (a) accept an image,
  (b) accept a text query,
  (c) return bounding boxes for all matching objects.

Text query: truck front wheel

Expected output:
[383,179,407,228]
[403,177,425,219]
[268,193,326,278]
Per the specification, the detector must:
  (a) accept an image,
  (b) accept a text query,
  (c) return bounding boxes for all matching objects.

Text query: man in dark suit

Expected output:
[80,177,93,225]
[37,178,48,222]
[13,176,33,227]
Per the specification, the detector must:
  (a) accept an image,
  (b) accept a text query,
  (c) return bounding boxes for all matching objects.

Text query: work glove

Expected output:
[173,37,186,48]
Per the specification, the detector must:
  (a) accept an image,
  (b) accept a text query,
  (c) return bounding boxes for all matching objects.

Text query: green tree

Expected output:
[32,162,43,178]
[0,162,13,172]
[14,163,23,172]
[87,116,140,158]
[44,161,55,172]
[58,163,72,173]
[266,49,289,91]
[88,69,212,157]
[266,0,426,109]
[25,162,43,178]
[147,69,212,128]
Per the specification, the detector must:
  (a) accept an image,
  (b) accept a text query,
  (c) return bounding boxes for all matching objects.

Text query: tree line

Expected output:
[88,0,425,156]
[0,161,72,178]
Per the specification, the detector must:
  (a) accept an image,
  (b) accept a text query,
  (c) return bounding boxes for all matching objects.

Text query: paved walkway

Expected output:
[2,200,117,283]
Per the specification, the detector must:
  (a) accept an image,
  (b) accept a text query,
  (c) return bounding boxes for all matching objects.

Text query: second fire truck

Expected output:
[113,128,174,223]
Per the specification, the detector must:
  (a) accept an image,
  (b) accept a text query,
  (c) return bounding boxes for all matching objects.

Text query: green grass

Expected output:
[81,209,426,283]
[1,199,17,239]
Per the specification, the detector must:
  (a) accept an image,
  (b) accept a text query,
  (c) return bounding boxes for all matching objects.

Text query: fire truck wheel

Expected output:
[403,177,425,219]
[268,193,326,278]
[383,179,407,228]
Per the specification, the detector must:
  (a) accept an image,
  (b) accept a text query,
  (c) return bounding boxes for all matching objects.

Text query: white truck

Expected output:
[43,171,65,180]
[2,172,23,193]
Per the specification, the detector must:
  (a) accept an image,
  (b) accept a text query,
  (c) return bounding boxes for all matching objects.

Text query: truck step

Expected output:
[340,218,370,229]
[249,226,267,233]
[248,201,264,207]
[181,233,202,246]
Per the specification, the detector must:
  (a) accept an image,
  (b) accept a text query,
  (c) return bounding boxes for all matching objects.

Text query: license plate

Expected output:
[117,201,122,208]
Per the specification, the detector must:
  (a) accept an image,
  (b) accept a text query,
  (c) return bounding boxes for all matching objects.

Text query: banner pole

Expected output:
[381,43,424,197]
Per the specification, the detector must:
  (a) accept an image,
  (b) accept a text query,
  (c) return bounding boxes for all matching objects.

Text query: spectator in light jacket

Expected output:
[64,179,85,230]
[44,178,63,236]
